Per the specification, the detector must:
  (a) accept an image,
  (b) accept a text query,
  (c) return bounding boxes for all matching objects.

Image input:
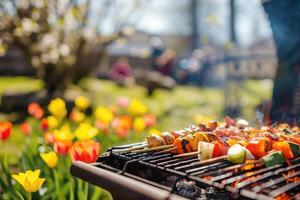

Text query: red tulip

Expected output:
[71,140,101,163]
[19,122,32,136]
[112,115,132,130]
[116,127,129,138]
[40,118,48,131]
[28,102,44,119]
[0,121,12,141]
[44,132,55,144]
[142,114,156,127]
[95,120,109,134]
[54,141,72,155]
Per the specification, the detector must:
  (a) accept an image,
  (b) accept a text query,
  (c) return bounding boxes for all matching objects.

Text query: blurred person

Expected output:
[108,57,133,82]
[175,49,210,85]
[150,37,165,70]
[262,0,300,124]
[155,49,176,76]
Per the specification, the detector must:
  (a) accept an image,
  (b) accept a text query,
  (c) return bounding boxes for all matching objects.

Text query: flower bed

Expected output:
[0,96,157,199]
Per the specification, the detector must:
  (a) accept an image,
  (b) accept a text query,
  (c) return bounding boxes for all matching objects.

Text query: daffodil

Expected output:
[47,116,59,129]
[12,170,45,193]
[133,117,146,132]
[40,151,58,168]
[53,128,73,142]
[75,122,98,140]
[48,98,67,120]
[127,99,148,116]
[94,106,113,123]
[75,96,90,110]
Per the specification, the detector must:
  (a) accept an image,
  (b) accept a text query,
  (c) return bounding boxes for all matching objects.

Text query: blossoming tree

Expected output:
[0,0,147,96]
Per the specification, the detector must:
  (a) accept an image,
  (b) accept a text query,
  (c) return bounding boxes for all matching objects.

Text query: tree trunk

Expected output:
[190,0,199,50]
[229,0,237,44]
[43,64,69,98]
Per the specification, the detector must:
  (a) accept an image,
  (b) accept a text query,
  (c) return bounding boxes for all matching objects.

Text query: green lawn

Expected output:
[0,77,273,163]
[0,76,43,95]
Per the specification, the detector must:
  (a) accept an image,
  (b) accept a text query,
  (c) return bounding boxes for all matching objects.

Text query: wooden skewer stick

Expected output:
[132,144,174,153]
[198,155,228,165]
[155,146,177,154]
[175,152,227,162]
[173,151,198,158]
[115,144,149,153]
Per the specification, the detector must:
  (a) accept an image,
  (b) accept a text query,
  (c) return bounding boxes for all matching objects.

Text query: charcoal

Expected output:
[176,181,200,199]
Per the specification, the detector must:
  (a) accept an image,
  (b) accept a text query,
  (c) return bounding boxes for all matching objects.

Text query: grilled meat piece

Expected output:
[161,132,175,145]
[147,134,166,148]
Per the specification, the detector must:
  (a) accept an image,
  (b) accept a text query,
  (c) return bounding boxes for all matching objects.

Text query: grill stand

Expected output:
[70,161,186,200]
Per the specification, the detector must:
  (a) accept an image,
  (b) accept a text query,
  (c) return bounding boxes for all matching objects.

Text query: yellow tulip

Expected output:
[40,151,58,168]
[127,99,148,116]
[194,114,214,125]
[133,117,146,132]
[60,123,71,133]
[75,123,98,140]
[47,116,59,129]
[48,98,67,119]
[94,106,113,123]
[53,128,73,142]
[12,170,45,193]
[75,96,90,110]
[148,128,161,135]
[70,109,85,123]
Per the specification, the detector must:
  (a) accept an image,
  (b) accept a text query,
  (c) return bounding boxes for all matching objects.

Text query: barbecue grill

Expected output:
[71,142,300,200]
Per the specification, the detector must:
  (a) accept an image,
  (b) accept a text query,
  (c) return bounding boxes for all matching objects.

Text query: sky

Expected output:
[91,0,272,47]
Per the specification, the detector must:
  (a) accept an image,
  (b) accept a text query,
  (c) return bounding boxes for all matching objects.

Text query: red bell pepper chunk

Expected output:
[290,136,300,145]
[246,139,268,159]
[173,138,184,154]
[272,141,294,160]
[213,141,229,157]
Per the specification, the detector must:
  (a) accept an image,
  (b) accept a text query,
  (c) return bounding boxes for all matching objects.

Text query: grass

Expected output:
[0,76,43,95]
[78,78,272,129]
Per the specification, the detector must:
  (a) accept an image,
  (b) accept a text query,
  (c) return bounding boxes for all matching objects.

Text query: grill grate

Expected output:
[73,142,300,199]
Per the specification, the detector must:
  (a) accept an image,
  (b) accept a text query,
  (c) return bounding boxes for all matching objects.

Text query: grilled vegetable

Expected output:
[236,119,249,128]
[262,151,285,167]
[287,141,300,157]
[198,142,215,160]
[213,141,229,157]
[246,139,270,159]
[207,120,218,131]
[147,134,165,148]
[193,132,209,143]
[173,138,184,154]
[182,136,193,153]
[272,141,294,160]
[227,144,255,164]
[188,134,199,151]
[225,138,239,146]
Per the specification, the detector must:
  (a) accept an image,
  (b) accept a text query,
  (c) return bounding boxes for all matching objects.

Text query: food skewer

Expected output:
[177,139,300,169]
[155,123,299,158]
[120,118,300,167]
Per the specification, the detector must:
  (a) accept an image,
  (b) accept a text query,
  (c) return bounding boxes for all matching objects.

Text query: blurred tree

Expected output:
[0,0,146,97]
